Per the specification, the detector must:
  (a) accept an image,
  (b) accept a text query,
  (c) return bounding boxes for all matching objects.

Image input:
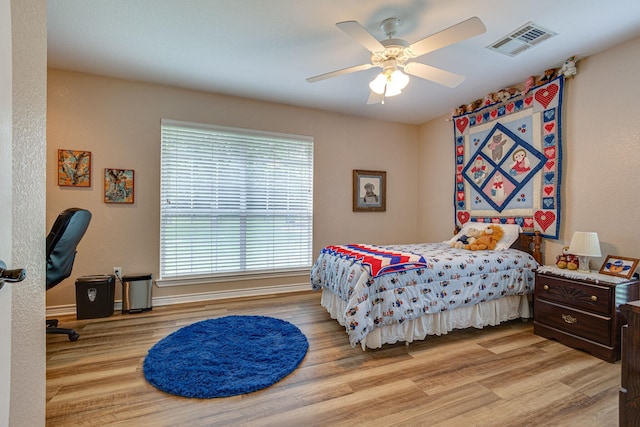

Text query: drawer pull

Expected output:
[543,285,550,291]
[562,314,577,324]
[591,295,598,302]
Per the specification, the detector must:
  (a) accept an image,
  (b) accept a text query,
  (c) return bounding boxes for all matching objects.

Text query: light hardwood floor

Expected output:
[46,291,621,426]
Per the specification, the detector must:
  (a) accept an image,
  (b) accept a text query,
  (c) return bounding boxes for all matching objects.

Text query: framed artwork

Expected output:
[104,168,135,204]
[599,255,639,279]
[58,149,91,187]
[353,170,386,212]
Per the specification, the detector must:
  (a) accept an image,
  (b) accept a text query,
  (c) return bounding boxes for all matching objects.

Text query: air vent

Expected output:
[487,22,557,56]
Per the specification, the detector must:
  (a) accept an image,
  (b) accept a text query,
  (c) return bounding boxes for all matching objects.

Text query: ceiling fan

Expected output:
[307,16,486,104]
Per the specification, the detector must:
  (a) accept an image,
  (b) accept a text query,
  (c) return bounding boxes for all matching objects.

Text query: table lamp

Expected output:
[568,231,601,273]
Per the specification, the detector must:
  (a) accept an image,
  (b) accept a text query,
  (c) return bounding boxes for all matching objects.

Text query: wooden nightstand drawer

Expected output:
[535,274,610,316]
[535,299,611,345]
[535,269,640,362]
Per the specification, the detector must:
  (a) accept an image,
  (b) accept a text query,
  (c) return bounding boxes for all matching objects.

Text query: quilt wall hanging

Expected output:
[452,75,564,239]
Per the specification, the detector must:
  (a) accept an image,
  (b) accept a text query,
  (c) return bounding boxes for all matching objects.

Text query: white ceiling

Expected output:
[47,0,640,125]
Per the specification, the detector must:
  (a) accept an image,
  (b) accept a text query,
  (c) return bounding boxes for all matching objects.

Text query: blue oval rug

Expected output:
[143,315,309,398]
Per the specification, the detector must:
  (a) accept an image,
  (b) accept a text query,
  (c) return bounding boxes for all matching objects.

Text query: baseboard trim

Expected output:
[46,282,311,317]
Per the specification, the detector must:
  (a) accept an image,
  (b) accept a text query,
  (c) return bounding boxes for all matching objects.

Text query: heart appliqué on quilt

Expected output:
[544,123,555,132]
[456,117,469,134]
[534,210,556,231]
[544,172,555,185]
[506,103,514,112]
[457,211,470,224]
[544,147,556,159]
[524,97,533,106]
[535,84,559,109]
[543,186,554,195]
[545,160,555,170]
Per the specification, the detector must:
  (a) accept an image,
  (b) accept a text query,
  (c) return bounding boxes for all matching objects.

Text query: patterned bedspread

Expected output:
[310,242,538,347]
[321,244,427,277]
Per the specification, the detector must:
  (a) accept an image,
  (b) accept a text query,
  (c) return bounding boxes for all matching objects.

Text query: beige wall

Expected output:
[418,35,640,268]
[46,71,419,307]
[48,34,640,309]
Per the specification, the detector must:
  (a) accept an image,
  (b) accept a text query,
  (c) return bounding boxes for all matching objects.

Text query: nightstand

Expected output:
[534,267,640,362]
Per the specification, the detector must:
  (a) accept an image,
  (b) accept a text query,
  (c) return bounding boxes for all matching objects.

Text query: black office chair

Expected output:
[46,208,92,341]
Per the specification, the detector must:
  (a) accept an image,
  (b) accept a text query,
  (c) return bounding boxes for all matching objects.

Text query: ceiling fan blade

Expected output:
[403,62,465,88]
[409,17,486,58]
[367,91,384,105]
[306,63,374,83]
[336,21,385,52]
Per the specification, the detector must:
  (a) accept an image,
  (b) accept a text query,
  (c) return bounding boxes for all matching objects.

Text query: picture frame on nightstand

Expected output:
[599,255,639,280]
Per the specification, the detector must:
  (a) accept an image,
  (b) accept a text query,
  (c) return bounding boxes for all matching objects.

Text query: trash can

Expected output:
[122,273,153,314]
[75,275,115,319]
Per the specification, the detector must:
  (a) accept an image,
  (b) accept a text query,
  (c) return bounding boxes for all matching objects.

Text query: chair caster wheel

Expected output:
[69,333,80,342]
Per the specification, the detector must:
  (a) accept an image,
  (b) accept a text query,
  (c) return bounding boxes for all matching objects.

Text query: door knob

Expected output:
[0,260,27,290]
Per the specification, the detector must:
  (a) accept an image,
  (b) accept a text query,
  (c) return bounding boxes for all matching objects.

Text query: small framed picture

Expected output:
[599,255,639,279]
[104,168,134,204]
[58,149,91,187]
[353,170,386,212]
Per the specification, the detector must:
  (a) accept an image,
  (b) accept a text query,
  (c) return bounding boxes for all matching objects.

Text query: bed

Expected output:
[310,223,542,349]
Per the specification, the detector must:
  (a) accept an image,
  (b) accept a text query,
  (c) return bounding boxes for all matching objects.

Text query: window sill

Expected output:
[155,268,311,287]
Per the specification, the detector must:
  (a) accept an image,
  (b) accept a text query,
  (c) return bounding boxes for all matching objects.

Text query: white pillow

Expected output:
[446,222,484,244]
[446,222,522,251]
[493,223,522,250]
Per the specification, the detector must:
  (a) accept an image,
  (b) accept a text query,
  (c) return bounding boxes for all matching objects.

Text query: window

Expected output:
[159,119,313,284]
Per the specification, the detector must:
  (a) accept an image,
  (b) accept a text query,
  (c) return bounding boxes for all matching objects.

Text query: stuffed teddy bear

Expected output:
[538,68,557,85]
[561,56,577,78]
[464,225,504,251]
[496,89,510,103]
[483,92,497,106]
[451,227,482,249]
[556,246,579,269]
[466,99,482,113]
[521,76,535,95]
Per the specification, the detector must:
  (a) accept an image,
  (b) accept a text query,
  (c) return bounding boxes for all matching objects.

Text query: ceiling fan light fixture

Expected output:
[384,85,402,97]
[389,69,409,90]
[369,73,387,94]
[308,16,485,104]
[369,69,409,96]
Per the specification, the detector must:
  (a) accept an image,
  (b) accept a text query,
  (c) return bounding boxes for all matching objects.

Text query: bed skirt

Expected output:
[320,289,531,350]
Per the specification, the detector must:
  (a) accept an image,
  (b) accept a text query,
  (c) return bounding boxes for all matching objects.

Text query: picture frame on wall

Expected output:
[58,149,91,187]
[104,168,135,204]
[599,255,639,280]
[353,169,386,212]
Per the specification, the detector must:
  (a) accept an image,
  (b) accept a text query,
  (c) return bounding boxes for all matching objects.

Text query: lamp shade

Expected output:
[568,231,602,257]
[369,73,387,95]
[387,70,409,93]
[368,70,410,97]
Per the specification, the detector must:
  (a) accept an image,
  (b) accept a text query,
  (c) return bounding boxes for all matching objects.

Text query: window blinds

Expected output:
[160,119,313,281]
